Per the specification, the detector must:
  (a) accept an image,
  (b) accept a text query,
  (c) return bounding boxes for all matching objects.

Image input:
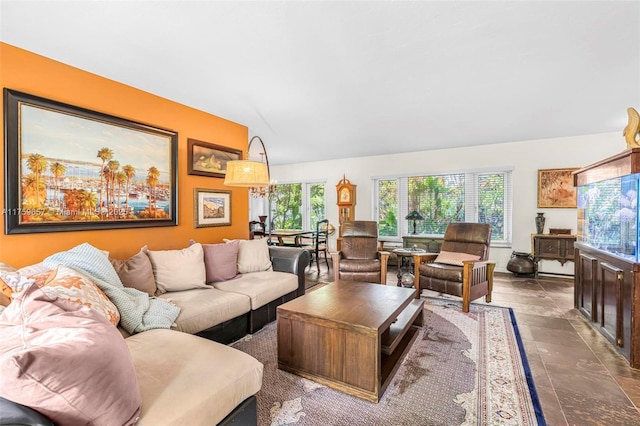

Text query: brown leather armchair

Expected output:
[412,222,495,312]
[331,221,389,284]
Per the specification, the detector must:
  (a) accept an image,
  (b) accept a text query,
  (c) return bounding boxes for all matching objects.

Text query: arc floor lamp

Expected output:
[224,136,273,241]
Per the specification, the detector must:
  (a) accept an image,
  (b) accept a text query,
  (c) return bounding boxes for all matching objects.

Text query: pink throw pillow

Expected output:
[191,239,239,283]
[0,283,141,426]
[110,247,157,296]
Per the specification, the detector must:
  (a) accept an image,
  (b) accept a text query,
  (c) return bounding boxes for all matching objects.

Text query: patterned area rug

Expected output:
[232,297,545,426]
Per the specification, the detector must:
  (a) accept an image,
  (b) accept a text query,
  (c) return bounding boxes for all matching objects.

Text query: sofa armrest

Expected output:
[269,246,310,297]
[0,397,54,426]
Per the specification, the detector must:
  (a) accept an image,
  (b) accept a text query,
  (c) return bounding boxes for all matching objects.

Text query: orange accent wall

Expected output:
[0,42,250,267]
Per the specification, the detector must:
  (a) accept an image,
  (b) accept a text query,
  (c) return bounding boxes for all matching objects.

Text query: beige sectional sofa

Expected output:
[0,240,310,426]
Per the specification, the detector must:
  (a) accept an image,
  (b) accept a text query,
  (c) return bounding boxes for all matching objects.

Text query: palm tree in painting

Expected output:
[122,164,135,212]
[115,171,127,217]
[77,190,97,218]
[146,166,160,216]
[22,174,46,209]
[25,153,48,208]
[102,166,113,215]
[97,147,113,217]
[49,162,66,208]
[107,160,120,214]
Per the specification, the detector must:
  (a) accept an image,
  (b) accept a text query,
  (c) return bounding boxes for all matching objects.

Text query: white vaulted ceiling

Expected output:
[1,1,639,165]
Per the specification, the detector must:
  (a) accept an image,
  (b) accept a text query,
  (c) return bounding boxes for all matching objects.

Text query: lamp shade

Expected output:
[405,210,425,221]
[223,160,269,187]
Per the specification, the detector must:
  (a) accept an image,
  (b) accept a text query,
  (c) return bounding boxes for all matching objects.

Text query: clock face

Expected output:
[340,187,351,203]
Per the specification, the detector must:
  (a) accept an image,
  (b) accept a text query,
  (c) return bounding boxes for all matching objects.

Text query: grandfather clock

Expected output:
[336,175,356,250]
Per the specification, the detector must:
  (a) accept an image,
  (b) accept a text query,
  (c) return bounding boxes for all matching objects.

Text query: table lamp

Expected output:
[405,210,425,235]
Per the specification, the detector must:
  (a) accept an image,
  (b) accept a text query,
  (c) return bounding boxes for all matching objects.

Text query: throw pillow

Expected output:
[434,250,481,266]
[110,247,157,296]
[0,270,36,294]
[17,262,51,277]
[38,266,120,326]
[0,283,141,426]
[235,238,272,274]
[145,243,208,294]
[191,239,239,283]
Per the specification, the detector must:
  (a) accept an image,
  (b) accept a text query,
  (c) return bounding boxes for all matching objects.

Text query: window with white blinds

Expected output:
[374,169,512,245]
[270,181,326,230]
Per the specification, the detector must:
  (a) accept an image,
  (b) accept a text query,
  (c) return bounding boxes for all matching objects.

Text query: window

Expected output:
[271,181,325,230]
[374,169,512,245]
[377,179,399,237]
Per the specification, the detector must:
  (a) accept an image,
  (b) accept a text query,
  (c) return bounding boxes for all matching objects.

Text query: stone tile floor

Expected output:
[304,265,640,425]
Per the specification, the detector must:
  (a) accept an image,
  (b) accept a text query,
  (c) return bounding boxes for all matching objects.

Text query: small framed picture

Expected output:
[187,139,242,178]
[537,168,579,208]
[194,188,231,228]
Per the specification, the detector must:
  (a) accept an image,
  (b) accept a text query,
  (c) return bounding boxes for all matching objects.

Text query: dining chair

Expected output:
[249,220,266,240]
[305,219,329,272]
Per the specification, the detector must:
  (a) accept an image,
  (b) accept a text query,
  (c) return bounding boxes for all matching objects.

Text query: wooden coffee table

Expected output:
[277,280,423,402]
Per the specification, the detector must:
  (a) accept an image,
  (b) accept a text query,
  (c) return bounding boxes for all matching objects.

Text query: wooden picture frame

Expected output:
[3,89,178,234]
[194,188,231,228]
[187,138,242,178]
[537,168,579,208]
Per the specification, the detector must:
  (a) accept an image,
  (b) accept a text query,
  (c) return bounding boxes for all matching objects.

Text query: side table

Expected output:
[392,248,427,287]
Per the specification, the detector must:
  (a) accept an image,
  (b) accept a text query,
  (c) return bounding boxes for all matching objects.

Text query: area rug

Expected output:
[232,297,546,426]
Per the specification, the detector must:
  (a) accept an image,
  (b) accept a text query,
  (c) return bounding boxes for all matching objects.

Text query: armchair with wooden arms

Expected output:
[412,222,495,312]
[331,221,390,284]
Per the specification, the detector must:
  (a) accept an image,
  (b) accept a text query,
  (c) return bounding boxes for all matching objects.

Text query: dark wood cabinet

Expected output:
[531,234,576,277]
[575,243,640,368]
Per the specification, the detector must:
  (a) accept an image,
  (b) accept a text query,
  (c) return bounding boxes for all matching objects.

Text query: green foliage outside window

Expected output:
[375,171,509,241]
[378,179,398,236]
[410,175,464,234]
[478,173,505,240]
[309,183,325,226]
[271,183,302,229]
[271,182,325,230]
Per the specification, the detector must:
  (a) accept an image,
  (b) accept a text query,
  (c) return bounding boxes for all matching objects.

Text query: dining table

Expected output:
[269,229,315,247]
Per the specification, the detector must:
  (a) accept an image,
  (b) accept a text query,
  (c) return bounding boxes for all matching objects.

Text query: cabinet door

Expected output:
[536,238,561,259]
[576,252,598,321]
[599,262,624,347]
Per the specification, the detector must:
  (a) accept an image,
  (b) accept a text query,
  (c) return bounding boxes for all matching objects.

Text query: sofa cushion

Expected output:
[145,243,207,294]
[126,329,263,426]
[434,250,481,266]
[236,238,272,274]
[110,247,157,296]
[192,239,239,283]
[158,287,251,334]
[0,283,141,426]
[37,265,120,326]
[213,270,298,310]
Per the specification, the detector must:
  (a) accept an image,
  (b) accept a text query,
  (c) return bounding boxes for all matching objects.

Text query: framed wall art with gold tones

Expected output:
[537,168,579,208]
[3,88,178,234]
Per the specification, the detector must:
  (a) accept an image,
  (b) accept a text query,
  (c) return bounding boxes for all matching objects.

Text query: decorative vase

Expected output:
[506,251,535,276]
[535,212,545,234]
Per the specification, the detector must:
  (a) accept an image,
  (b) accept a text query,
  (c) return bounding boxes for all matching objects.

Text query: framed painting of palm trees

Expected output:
[3,89,178,234]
